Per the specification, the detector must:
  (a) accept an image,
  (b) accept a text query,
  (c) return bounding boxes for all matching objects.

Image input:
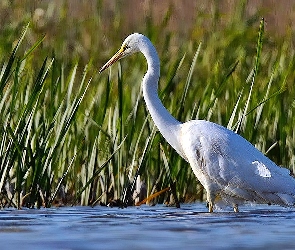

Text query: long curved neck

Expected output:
[140,41,185,157]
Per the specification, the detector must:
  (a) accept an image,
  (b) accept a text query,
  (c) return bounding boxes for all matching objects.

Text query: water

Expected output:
[0,203,295,250]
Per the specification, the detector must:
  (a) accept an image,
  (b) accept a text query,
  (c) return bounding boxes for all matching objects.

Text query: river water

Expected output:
[0,203,294,249]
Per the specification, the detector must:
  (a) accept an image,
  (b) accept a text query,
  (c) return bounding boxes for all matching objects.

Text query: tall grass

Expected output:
[1,1,295,208]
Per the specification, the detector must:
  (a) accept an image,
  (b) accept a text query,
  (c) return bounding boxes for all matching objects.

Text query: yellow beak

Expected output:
[99,47,124,73]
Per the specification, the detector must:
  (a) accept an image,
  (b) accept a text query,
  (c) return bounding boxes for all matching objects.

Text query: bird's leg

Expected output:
[206,191,215,213]
[208,202,214,213]
[233,204,239,213]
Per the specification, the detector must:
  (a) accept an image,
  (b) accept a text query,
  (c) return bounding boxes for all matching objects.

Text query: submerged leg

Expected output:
[206,191,216,213]
[208,202,214,213]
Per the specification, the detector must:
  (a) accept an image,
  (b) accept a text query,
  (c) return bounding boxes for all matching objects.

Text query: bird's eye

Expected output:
[122,44,130,51]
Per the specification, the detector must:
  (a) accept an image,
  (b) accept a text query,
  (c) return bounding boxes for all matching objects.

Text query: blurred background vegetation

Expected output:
[1,0,295,209]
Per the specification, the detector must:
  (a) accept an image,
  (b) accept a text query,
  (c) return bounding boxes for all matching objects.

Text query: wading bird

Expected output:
[99,33,295,212]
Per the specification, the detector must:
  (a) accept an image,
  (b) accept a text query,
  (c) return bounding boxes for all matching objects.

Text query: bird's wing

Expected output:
[181,120,295,202]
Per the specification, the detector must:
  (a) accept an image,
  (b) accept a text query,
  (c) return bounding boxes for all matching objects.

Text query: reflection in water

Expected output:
[0,203,295,249]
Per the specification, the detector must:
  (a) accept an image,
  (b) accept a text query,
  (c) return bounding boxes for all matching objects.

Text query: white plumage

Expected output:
[100,33,295,212]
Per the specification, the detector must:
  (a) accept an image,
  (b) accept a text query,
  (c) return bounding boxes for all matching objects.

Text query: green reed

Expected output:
[0,1,295,208]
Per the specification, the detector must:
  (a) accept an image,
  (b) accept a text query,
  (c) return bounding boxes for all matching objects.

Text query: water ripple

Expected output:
[0,203,295,249]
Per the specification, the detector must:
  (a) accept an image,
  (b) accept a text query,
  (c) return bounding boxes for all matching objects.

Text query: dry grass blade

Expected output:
[135,187,170,206]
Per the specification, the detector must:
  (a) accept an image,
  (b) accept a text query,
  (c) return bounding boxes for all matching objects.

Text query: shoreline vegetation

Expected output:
[1,1,295,209]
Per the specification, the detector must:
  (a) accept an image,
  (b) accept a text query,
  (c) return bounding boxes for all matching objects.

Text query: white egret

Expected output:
[99,33,295,212]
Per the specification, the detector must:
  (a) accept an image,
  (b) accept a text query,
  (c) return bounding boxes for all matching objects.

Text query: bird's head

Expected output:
[99,33,144,73]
